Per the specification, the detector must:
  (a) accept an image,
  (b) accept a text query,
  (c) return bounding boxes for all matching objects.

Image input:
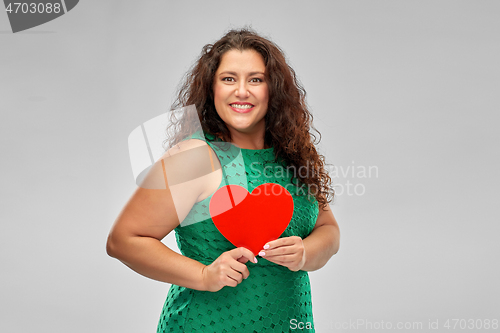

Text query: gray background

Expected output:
[1,1,499,332]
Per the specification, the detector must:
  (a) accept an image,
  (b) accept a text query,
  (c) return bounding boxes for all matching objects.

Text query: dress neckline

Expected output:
[239,146,274,152]
[205,132,273,152]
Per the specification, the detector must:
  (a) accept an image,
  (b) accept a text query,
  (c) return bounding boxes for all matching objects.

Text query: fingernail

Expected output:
[258,251,266,257]
[263,244,270,249]
[253,257,258,263]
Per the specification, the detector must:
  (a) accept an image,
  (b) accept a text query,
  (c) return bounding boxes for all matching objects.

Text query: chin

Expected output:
[231,126,253,133]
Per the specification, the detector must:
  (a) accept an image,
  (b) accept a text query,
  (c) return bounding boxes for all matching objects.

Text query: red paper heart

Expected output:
[209,183,294,256]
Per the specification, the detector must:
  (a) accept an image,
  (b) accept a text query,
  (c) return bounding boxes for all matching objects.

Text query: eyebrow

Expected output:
[218,71,265,76]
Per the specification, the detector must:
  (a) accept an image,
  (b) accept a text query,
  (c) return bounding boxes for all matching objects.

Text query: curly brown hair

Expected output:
[168,28,334,209]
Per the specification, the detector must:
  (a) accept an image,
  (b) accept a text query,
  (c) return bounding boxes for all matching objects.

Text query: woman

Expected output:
[107,28,340,332]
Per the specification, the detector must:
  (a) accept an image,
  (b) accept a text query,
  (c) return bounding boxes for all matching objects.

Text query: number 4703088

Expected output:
[5,2,62,14]
[443,319,498,330]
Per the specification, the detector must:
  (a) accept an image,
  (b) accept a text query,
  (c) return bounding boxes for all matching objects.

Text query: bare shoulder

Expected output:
[159,138,221,189]
[141,138,219,189]
[163,138,209,157]
[109,138,221,242]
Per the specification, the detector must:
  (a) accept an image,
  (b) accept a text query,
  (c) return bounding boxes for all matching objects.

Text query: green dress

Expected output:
[157,132,319,333]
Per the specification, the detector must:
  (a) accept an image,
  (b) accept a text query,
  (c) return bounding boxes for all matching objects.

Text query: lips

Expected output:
[229,103,254,113]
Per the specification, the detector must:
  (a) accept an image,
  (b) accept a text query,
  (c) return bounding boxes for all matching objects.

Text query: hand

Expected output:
[201,247,257,292]
[258,236,306,272]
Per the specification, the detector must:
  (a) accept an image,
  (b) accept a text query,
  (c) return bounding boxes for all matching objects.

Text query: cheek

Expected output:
[260,86,269,105]
[213,83,230,103]
[213,85,227,120]
[213,85,221,103]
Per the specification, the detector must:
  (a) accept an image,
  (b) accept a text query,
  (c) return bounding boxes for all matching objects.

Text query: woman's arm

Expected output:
[106,140,256,291]
[301,204,340,271]
[106,183,207,290]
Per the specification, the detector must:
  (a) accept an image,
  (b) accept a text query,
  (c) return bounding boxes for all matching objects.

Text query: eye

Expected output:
[222,77,235,82]
[250,78,263,83]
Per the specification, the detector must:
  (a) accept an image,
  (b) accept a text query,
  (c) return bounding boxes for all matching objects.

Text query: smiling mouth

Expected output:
[230,103,254,109]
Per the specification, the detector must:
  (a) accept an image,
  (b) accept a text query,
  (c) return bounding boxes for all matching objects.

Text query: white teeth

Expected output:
[231,104,253,109]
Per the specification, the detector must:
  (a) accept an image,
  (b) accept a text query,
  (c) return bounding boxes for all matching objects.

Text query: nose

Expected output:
[234,81,250,98]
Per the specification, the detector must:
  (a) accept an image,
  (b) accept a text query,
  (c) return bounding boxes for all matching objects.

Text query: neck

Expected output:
[227,126,268,150]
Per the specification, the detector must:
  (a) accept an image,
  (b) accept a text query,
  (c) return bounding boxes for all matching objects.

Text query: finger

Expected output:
[226,268,244,284]
[261,245,295,257]
[262,256,286,266]
[230,247,258,264]
[224,275,238,287]
[230,261,250,280]
[264,236,298,250]
[264,253,296,263]
[237,256,249,264]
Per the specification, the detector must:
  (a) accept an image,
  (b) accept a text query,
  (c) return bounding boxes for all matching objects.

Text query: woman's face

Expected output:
[213,49,269,137]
